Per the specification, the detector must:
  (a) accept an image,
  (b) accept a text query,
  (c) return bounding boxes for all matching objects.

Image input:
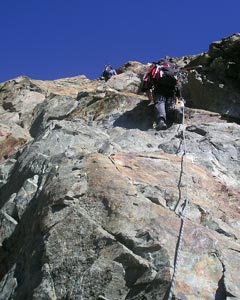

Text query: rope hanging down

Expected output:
[167,104,190,300]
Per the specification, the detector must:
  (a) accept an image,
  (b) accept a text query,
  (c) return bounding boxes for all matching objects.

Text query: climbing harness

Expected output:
[167,104,190,300]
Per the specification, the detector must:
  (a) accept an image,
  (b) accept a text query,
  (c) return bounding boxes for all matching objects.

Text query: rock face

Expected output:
[0,34,240,300]
[184,33,240,120]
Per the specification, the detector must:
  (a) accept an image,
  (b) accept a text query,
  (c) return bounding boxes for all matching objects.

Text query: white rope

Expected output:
[167,103,190,300]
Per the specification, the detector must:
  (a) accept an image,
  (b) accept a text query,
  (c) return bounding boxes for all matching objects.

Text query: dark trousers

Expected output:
[153,94,183,125]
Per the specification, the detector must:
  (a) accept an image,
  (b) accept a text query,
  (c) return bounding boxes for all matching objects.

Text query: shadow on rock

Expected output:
[113,100,154,131]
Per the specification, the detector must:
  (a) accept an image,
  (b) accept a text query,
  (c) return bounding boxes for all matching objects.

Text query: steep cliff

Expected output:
[0,34,240,300]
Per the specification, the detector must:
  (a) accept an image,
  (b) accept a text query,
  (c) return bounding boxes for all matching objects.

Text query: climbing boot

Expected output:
[155,119,167,131]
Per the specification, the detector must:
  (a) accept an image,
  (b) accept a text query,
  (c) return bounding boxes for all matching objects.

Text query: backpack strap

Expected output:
[152,65,162,78]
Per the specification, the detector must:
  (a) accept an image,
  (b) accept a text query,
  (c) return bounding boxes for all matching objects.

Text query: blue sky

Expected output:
[0,0,239,83]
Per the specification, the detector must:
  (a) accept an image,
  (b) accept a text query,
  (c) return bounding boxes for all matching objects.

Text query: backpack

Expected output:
[150,62,178,88]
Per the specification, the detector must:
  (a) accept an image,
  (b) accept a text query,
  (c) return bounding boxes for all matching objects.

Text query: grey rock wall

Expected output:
[183,33,240,120]
[0,34,240,300]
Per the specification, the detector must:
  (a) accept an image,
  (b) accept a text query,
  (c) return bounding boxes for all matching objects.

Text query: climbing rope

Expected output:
[167,102,190,300]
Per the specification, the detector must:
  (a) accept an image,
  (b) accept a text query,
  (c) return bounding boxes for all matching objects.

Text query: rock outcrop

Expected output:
[183,33,240,120]
[0,34,240,300]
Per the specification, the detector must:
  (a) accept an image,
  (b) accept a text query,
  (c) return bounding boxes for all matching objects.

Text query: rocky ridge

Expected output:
[0,34,240,300]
